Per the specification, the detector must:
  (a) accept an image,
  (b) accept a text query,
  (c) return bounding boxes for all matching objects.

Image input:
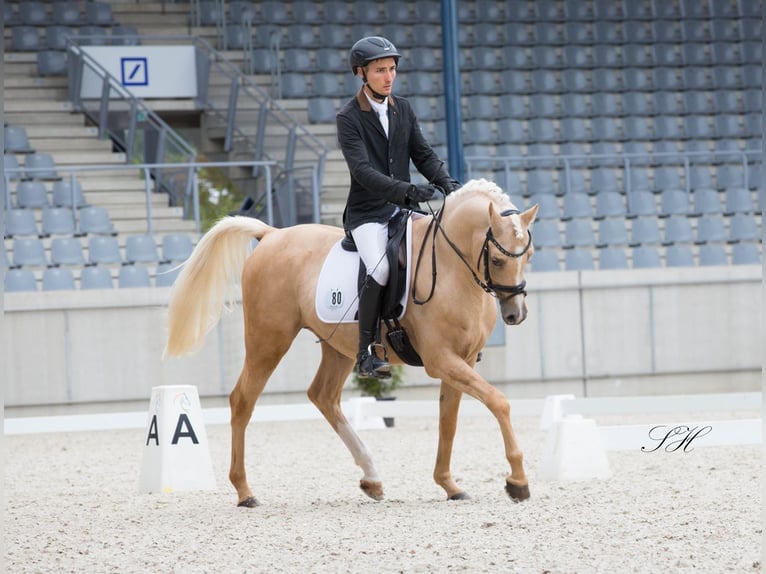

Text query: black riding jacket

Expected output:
[337,88,452,231]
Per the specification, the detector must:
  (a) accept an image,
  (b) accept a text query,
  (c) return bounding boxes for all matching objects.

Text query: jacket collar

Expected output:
[356,86,395,111]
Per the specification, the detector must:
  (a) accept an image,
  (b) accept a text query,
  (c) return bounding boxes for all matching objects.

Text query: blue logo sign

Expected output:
[120,57,148,87]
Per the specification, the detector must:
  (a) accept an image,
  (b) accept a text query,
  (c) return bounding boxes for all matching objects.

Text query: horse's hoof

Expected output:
[448,491,471,501]
[237,496,260,508]
[360,479,385,501]
[504,481,530,502]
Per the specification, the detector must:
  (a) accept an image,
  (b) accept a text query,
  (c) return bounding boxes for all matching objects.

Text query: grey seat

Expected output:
[683,115,713,139]
[653,68,682,91]
[590,168,621,194]
[118,265,151,289]
[384,1,410,22]
[52,2,80,26]
[683,92,713,115]
[465,120,495,145]
[496,118,525,144]
[728,214,760,243]
[52,179,86,208]
[623,116,653,141]
[560,169,588,195]
[681,43,709,67]
[623,68,652,92]
[5,269,38,292]
[315,48,341,72]
[46,26,77,51]
[630,218,662,245]
[627,191,657,218]
[742,19,761,41]
[526,169,556,196]
[533,220,562,248]
[307,99,337,124]
[623,92,651,116]
[78,206,115,235]
[594,21,622,44]
[155,263,182,287]
[711,19,739,42]
[653,167,683,192]
[561,192,592,220]
[597,219,629,246]
[724,188,755,215]
[564,249,595,270]
[19,2,48,26]
[564,69,592,92]
[534,22,563,45]
[530,250,560,272]
[11,27,42,52]
[111,25,141,46]
[410,47,439,71]
[474,23,504,47]
[712,43,740,66]
[5,209,39,238]
[716,165,745,190]
[125,234,159,264]
[695,215,727,243]
[595,192,626,219]
[5,126,35,154]
[80,266,114,290]
[324,1,354,23]
[228,1,256,23]
[37,51,68,76]
[599,248,629,270]
[698,244,728,266]
[530,94,558,119]
[504,23,533,46]
[529,193,560,219]
[50,237,85,266]
[318,25,348,48]
[591,118,620,141]
[687,166,714,191]
[713,90,741,115]
[78,26,109,46]
[625,22,652,44]
[280,74,308,98]
[682,20,708,43]
[692,189,722,216]
[731,243,761,265]
[528,118,557,143]
[653,116,683,140]
[665,245,695,267]
[564,21,592,44]
[41,207,76,236]
[663,216,694,244]
[161,234,194,263]
[12,237,47,267]
[42,267,75,291]
[561,94,590,117]
[713,66,741,89]
[592,44,620,68]
[466,95,497,120]
[563,45,590,68]
[284,49,312,73]
[15,181,48,209]
[632,246,662,268]
[564,220,595,247]
[86,1,113,25]
[660,189,690,217]
[591,93,620,116]
[714,115,741,139]
[88,236,122,265]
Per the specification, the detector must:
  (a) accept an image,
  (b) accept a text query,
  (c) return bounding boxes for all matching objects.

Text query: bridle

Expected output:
[413,205,532,305]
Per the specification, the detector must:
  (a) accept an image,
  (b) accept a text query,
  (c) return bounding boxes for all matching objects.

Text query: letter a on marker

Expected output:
[146,414,159,446]
[171,413,199,444]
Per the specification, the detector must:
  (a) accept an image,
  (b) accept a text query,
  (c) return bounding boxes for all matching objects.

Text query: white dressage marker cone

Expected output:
[139,385,217,493]
[537,414,612,482]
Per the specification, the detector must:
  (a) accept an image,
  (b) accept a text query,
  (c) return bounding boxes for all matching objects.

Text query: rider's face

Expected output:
[360,57,397,97]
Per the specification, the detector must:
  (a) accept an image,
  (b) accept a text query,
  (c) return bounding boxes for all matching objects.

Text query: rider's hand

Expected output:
[436,178,462,195]
[407,183,439,203]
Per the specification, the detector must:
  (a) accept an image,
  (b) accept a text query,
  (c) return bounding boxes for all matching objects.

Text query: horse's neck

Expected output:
[439,199,491,256]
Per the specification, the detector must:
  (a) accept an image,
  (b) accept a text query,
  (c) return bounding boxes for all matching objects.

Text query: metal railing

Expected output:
[4,161,276,235]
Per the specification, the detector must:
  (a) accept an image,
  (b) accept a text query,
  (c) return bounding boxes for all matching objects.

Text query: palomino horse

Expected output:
[164,178,539,506]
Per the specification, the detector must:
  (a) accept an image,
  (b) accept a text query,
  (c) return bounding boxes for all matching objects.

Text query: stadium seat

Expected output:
[24,153,59,180]
[530,250,560,272]
[564,220,595,248]
[161,234,194,263]
[724,188,755,215]
[698,244,728,266]
[12,237,47,267]
[308,74,338,99]
[80,265,114,290]
[15,181,49,209]
[595,192,626,219]
[665,245,695,267]
[155,263,182,287]
[728,214,760,243]
[716,165,745,190]
[561,118,590,142]
[597,219,629,247]
[78,206,115,235]
[742,89,761,113]
[324,1,354,23]
[688,166,715,191]
[52,179,86,208]
[228,1,256,23]
[561,94,589,117]
[590,168,621,194]
[46,26,77,51]
[284,49,312,73]
[592,45,620,68]
[50,237,85,266]
[5,209,39,238]
[563,45,590,68]
[111,26,141,46]
[630,218,662,245]
[660,189,691,217]
[11,27,42,52]
[632,246,662,268]
[118,265,151,288]
[5,154,25,181]
[52,2,80,26]
[86,1,113,25]
[41,207,76,236]
[663,216,694,244]
[654,44,684,66]
[42,267,76,291]
[691,189,722,216]
[125,234,159,264]
[627,191,658,218]
[533,220,562,248]
[526,169,557,196]
[529,194,560,220]
[599,247,629,270]
[561,193,592,220]
[695,215,727,243]
[731,243,761,265]
[5,268,38,292]
[18,2,48,26]
[564,249,595,270]
[78,26,109,46]
[307,99,337,124]
[88,236,122,265]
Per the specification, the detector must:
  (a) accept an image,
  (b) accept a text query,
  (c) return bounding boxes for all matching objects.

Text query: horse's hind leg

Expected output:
[229,323,299,508]
[307,342,385,501]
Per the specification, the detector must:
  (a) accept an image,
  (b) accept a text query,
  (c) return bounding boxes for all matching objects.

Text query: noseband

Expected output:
[413,206,532,305]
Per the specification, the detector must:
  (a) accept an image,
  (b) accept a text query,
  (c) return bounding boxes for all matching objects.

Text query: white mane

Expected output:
[451,178,524,238]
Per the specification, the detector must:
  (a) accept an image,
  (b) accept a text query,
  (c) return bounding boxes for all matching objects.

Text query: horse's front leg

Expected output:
[427,357,530,502]
[434,383,471,500]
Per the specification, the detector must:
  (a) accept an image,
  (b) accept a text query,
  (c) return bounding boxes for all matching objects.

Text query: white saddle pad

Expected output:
[315,218,413,324]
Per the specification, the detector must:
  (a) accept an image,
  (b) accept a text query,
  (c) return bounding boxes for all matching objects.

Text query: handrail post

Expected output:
[192,169,201,234]
[264,163,274,226]
[143,167,154,235]
[312,163,320,224]
[126,99,138,163]
[224,77,239,152]
[98,76,110,139]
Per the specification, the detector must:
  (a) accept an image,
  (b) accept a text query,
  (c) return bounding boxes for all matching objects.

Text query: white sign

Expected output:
[79,45,197,99]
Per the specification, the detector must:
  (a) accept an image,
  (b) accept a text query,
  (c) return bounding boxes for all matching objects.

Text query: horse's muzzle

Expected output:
[501,297,527,325]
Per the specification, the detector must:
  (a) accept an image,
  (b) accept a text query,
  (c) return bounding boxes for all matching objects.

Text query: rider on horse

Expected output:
[337,36,461,380]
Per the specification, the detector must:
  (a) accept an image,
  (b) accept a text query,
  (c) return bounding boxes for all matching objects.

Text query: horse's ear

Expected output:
[520,204,539,228]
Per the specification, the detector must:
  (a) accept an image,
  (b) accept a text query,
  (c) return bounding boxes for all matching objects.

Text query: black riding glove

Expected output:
[435,177,462,194]
[406,183,440,203]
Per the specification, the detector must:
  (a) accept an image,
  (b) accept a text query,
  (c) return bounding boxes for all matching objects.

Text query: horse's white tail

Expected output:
[164,216,273,358]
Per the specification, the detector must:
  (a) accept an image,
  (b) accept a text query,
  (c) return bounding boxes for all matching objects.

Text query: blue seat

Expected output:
[78,26,109,46]
[590,168,621,195]
[627,191,657,218]
[5,209,39,238]
[52,2,80,26]
[695,215,727,244]
[688,166,715,191]
[87,236,122,265]
[155,263,182,287]
[12,237,47,267]
[111,25,141,46]
[529,193,560,220]
[716,165,745,190]
[728,214,760,243]
[5,268,38,292]
[564,220,595,248]
[595,192,626,219]
[731,243,761,265]
[78,206,115,235]
[41,207,76,236]
[46,26,77,51]
[632,246,662,268]
[597,219,629,247]
[591,118,620,142]
[526,169,557,196]
[560,118,590,142]
[24,153,59,181]
[630,218,662,245]
[592,45,620,68]
[599,248,629,270]
[42,267,76,291]
[663,216,694,244]
[660,189,690,217]
[564,249,595,270]
[80,265,114,289]
[15,181,49,209]
[85,1,113,25]
[5,154,25,181]
[228,1,256,23]
[280,74,308,98]
[724,188,755,215]
[50,237,85,266]
[11,26,43,51]
[530,251,560,272]
[52,179,86,208]
[692,189,722,216]
[561,193,592,220]
[284,49,312,72]
[125,234,159,264]
[698,244,728,266]
[19,2,48,26]
[161,234,194,263]
[665,245,695,267]
[533,220,562,248]
[307,99,337,124]
[118,265,151,288]
[653,167,683,192]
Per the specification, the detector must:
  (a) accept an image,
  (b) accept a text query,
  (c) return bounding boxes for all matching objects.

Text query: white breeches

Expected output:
[351,222,390,285]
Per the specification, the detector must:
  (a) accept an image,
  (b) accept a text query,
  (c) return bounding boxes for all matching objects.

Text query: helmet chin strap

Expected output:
[362,72,387,102]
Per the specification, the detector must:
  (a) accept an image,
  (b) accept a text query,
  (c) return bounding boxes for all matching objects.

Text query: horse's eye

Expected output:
[491,256,504,267]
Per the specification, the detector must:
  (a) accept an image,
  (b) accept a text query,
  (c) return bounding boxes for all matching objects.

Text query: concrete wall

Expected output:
[3,265,761,408]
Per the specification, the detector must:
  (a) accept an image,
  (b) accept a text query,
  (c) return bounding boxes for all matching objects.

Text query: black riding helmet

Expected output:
[349,36,401,75]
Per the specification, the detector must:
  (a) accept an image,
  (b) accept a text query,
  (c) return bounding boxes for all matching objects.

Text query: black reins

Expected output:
[413,204,532,305]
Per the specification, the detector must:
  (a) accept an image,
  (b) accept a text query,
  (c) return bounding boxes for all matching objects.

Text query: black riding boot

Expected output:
[356,277,391,379]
